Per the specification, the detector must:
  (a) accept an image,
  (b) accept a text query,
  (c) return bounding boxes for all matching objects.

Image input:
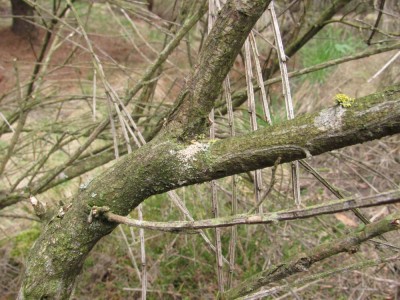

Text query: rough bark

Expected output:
[2,41,399,210]
[161,0,272,140]
[19,83,400,298]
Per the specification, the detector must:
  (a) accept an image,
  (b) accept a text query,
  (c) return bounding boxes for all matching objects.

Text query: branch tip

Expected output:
[391,219,400,226]
[30,195,47,218]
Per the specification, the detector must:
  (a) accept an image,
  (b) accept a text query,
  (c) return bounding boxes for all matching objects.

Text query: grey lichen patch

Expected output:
[177,141,209,168]
[314,106,345,132]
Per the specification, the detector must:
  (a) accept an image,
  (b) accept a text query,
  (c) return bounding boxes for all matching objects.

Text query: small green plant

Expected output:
[335,93,355,107]
[299,27,365,83]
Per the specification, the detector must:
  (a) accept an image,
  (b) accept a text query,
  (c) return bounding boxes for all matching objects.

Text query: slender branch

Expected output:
[324,18,400,37]
[248,157,280,214]
[124,0,208,103]
[299,160,370,225]
[0,213,40,222]
[0,1,207,207]
[0,1,74,135]
[240,255,400,300]
[366,0,386,45]
[220,42,400,114]
[262,0,352,79]
[221,212,400,299]
[92,189,400,232]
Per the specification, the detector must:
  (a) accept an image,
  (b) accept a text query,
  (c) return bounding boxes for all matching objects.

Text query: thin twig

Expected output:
[94,189,400,232]
[209,0,225,292]
[248,157,281,214]
[240,255,400,300]
[244,37,264,213]
[222,212,400,299]
[223,76,238,289]
[366,0,386,45]
[299,159,371,225]
[367,50,400,82]
[269,0,300,207]
[118,226,142,283]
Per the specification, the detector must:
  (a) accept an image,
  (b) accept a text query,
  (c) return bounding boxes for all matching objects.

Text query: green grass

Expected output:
[298,26,365,83]
[10,226,41,259]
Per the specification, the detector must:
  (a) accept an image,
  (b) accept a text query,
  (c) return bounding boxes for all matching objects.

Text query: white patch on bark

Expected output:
[44,255,55,275]
[314,106,345,131]
[30,195,38,206]
[177,142,209,167]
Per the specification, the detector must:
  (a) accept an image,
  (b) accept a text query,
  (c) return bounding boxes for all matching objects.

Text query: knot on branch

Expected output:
[30,195,47,219]
[294,257,312,272]
[87,205,110,224]
[345,245,359,254]
[391,219,400,227]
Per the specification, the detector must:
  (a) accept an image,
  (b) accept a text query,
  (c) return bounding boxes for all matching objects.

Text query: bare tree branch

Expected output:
[91,189,400,232]
[221,212,400,299]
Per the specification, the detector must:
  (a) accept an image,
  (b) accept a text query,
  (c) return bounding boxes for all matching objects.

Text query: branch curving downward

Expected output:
[221,212,400,299]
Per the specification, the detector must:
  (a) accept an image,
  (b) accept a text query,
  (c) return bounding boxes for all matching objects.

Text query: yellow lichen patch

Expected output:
[335,94,355,108]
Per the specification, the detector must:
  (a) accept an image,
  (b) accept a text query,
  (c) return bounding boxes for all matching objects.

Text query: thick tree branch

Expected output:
[16,0,400,296]
[6,1,390,207]
[3,83,400,209]
[19,84,400,298]
[18,1,273,298]
[161,0,272,140]
[3,42,397,209]
[221,212,400,299]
